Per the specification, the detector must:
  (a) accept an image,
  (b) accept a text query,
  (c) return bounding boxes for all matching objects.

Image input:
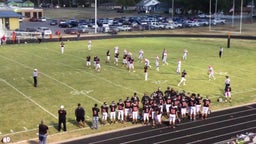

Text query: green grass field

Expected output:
[0,37,256,143]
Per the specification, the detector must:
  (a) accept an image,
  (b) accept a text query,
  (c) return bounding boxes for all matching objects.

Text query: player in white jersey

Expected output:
[88,40,92,50]
[60,41,65,54]
[162,49,168,65]
[176,59,181,74]
[183,49,188,60]
[144,58,151,68]
[155,55,159,71]
[224,76,231,90]
[114,46,119,54]
[138,49,144,62]
[208,65,216,80]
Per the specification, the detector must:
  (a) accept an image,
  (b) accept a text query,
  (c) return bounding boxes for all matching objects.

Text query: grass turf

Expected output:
[0,37,256,143]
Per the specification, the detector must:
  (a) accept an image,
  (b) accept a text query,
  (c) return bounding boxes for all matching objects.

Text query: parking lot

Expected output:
[16,13,231,40]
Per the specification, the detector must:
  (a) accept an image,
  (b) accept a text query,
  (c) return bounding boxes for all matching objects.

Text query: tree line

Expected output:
[11,0,254,14]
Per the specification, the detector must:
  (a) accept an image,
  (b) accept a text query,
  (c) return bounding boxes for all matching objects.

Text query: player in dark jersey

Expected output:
[114,52,119,66]
[180,96,188,119]
[144,65,149,81]
[151,103,158,127]
[195,94,202,118]
[86,55,91,68]
[131,102,139,124]
[178,70,187,86]
[155,106,162,127]
[202,96,211,119]
[142,103,151,125]
[225,86,232,103]
[109,101,117,124]
[106,50,110,63]
[91,104,100,129]
[188,94,197,120]
[117,99,125,123]
[124,97,131,122]
[165,96,172,116]
[141,93,150,106]
[131,93,140,106]
[101,102,108,125]
[168,105,178,128]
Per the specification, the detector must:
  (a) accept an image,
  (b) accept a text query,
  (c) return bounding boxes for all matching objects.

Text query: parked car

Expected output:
[164,23,175,29]
[117,25,132,31]
[30,17,38,22]
[26,28,38,32]
[59,22,71,28]
[64,28,80,35]
[49,19,58,26]
[37,27,52,35]
[212,18,226,24]
[78,25,90,33]
[69,20,79,27]
[38,17,47,22]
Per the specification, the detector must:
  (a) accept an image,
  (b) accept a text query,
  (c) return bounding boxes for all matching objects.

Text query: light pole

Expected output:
[95,0,97,34]
[209,0,212,31]
[172,0,174,19]
[215,0,218,18]
[232,0,235,27]
[239,0,243,33]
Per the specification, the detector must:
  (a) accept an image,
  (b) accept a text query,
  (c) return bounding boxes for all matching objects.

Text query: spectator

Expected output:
[75,103,85,128]
[38,120,48,144]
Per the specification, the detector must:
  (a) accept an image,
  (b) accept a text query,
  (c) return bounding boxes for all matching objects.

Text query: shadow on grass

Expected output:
[49,122,59,131]
[67,118,77,126]
[26,140,38,144]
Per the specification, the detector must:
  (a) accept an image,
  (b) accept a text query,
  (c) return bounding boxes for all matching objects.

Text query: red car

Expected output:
[30,17,38,22]
[64,28,80,35]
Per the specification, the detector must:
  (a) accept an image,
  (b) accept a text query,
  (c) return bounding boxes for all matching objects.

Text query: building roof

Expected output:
[0,11,21,18]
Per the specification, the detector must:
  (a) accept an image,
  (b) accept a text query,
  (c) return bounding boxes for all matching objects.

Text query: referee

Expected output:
[33,69,38,87]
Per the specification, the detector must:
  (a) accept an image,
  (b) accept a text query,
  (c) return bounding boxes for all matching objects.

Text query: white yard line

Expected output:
[0,79,58,119]
[15,48,145,95]
[0,55,103,104]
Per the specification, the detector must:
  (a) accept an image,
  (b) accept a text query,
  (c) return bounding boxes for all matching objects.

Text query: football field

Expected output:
[0,37,256,142]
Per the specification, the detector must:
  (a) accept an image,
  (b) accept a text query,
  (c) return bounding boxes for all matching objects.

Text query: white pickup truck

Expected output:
[213,18,226,24]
